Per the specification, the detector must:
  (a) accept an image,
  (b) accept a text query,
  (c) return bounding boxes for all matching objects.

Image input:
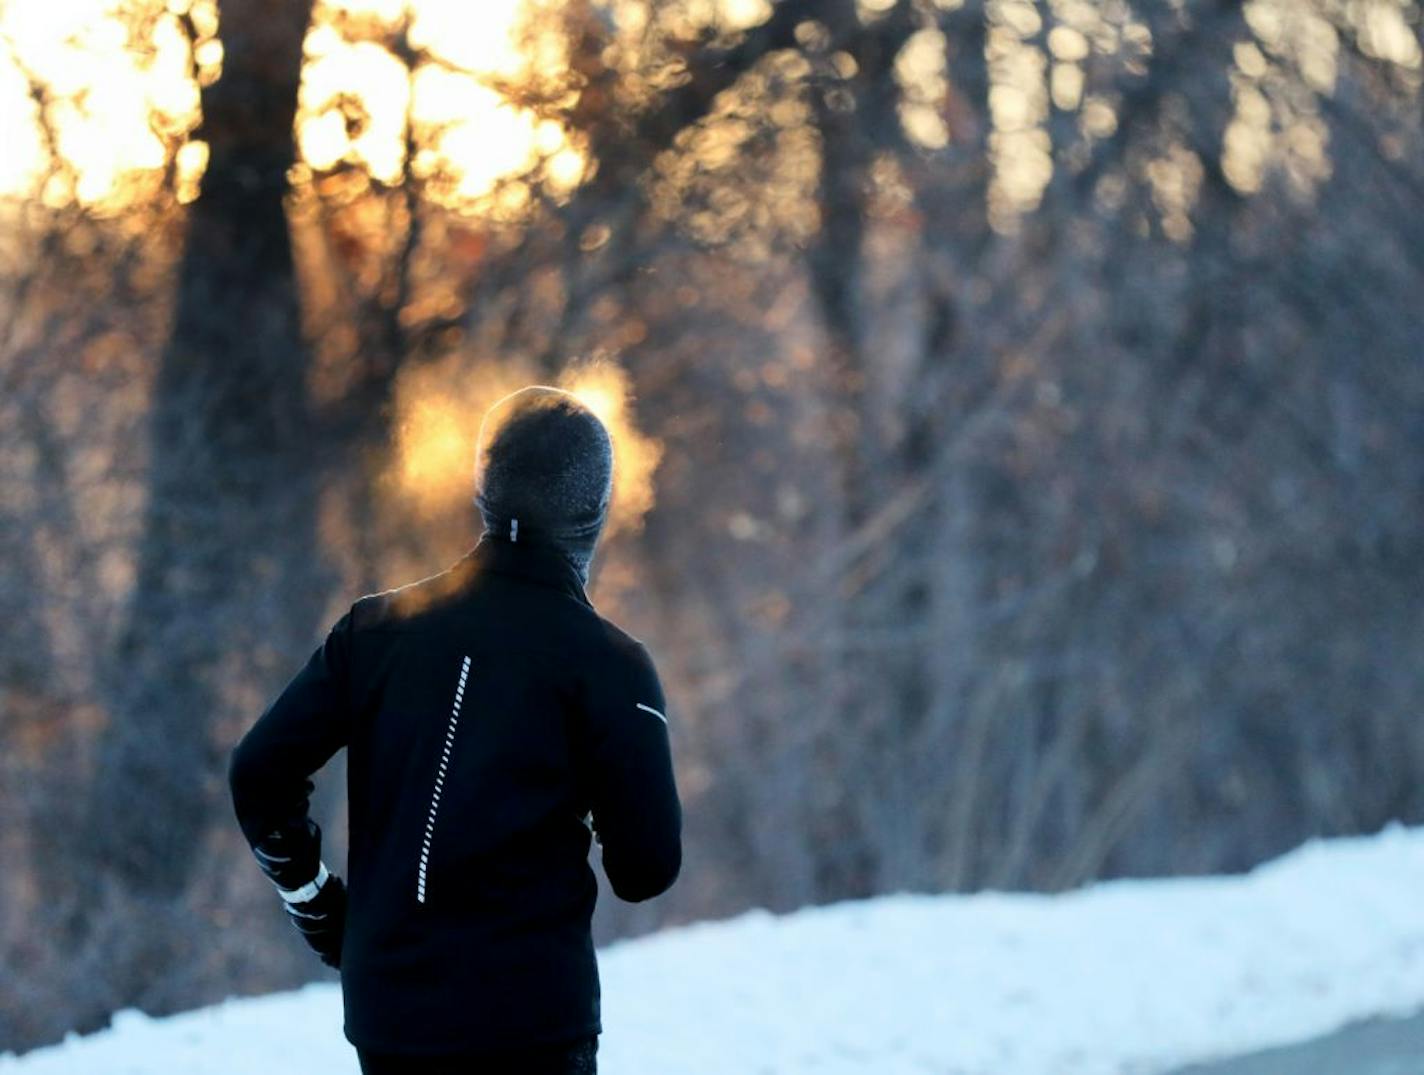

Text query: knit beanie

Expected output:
[473,385,614,584]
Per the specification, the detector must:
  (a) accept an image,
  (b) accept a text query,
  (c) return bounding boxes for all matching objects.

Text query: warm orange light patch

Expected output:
[390,356,534,513]
[389,355,663,536]
[396,391,469,493]
[559,361,663,536]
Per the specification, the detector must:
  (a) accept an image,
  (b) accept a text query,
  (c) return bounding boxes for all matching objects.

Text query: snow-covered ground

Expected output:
[5,825,1423,1074]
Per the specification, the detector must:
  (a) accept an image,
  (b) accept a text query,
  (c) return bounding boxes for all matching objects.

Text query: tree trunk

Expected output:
[82,0,320,900]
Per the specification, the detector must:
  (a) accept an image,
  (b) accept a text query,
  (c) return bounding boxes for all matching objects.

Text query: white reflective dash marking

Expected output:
[416,655,471,904]
[635,702,667,725]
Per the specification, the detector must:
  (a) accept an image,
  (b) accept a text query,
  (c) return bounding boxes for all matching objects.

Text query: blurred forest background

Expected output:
[2,0,1422,1053]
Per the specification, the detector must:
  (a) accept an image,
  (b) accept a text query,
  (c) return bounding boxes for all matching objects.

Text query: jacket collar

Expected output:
[460,532,593,608]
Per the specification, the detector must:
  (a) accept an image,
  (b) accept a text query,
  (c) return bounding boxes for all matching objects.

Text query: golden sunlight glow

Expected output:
[561,362,664,536]
[390,356,663,537]
[1358,1,1423,69]
[174,138,210,204]
[0,0,212,207]
[294,0,585,202]
[1244,0,1340,94]
[409,65,549,199]
[986,0,1052,231]
[0,52,44,197]
[324,0,405,20]
[297,39,412,183]
[720,0,774,31]
[408,0,527,77]
[1,0,579,209]
[895,28,950,150]
[398,389,472,494]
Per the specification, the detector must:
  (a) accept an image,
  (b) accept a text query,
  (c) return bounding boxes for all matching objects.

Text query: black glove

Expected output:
[252,819,324,892]
[282,872,346,969]
[252,821,345,969]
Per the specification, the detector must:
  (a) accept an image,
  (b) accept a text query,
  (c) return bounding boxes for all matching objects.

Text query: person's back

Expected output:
[228,386,682,1073]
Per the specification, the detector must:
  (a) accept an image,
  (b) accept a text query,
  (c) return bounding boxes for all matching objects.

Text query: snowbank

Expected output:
[5,825,1423,1074]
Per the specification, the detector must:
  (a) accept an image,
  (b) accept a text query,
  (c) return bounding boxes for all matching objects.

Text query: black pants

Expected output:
[357,1034,597,1075]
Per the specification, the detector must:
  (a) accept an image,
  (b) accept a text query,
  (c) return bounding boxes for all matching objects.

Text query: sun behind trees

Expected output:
[2,0,1423,1056]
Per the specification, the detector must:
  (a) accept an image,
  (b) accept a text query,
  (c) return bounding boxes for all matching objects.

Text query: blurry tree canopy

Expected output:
[1,0,1422,1052]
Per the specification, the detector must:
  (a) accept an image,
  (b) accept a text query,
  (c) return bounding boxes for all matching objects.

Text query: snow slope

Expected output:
[5,825,1423,1074]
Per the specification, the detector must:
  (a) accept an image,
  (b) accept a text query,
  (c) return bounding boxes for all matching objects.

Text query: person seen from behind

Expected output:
[228,385,683,1074]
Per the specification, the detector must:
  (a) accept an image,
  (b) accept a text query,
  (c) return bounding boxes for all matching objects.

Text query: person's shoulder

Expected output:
[346,558,476,633]
[583,613,665,707]
[588,612,657,673]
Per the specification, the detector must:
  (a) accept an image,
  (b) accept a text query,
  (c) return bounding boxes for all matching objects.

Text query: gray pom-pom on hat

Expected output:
[473,385,613,583]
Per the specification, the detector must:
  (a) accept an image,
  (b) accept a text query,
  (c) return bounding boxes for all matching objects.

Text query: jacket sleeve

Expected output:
[228,608,354,888]
[583,640,682,902]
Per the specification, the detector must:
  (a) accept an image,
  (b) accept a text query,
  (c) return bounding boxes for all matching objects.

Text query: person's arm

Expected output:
[583,640,683,902]
[228,609,354,967]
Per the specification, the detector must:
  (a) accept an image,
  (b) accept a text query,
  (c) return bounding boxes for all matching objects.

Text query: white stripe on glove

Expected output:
[275,861,330,905]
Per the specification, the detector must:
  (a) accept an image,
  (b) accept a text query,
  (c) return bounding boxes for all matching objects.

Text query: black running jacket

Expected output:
[228,534,683,1055]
